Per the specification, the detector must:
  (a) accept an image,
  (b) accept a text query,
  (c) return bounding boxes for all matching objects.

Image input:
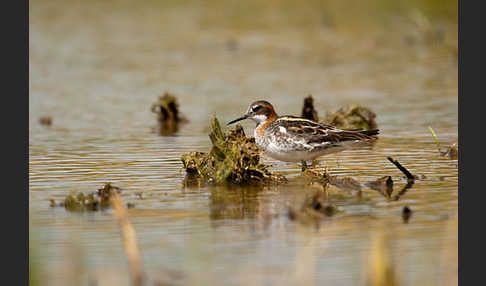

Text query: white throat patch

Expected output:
[251,114,268,124]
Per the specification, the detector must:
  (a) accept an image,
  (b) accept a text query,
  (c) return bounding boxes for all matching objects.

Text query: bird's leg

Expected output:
[301,160,308,172]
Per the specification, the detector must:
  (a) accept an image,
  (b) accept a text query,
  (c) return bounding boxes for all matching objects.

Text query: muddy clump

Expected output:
[301,95,319,122]
[366,176,394,198]
[441,142,458,160]
[39,116,52,126]
[151,92,188,135]
[320,104,377,130]
[181,117,287,186]
[51,183,126,212]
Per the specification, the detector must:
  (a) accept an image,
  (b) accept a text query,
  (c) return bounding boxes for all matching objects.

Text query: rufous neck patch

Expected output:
[256,115,276,136]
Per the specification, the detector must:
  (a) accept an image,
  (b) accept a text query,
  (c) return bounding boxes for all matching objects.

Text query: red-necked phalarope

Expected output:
[227,100,379,169]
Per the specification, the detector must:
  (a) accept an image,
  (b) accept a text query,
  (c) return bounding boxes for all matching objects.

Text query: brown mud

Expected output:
[39,116,52,126]
[151,92,188,135]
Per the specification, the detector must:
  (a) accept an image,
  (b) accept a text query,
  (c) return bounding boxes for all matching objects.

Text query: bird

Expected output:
[227,100,379,170]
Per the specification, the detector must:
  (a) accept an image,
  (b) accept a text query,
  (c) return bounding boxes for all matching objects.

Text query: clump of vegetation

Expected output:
[51,183,125,212]
[321,104,378,130]
[181,117,287,186]
[151,92,188,135]
[301,95,319,121]
[39,116,52,126]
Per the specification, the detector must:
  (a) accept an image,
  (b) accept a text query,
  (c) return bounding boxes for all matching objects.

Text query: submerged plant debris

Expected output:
[366,157,416,200]
[320,104,377,130]
[151,92,188,135]
[181,117,287,186]
[293,168,329,190]
[428,126,458,159]
[294,157,417,204]
[289,156,421,226]
[323,169,362,194]
[51,183,125,212]
[301,95,319,122]
[366,176,394,198]
[288,191,338,227]
[441,142,458,160]
[295,169,363,198]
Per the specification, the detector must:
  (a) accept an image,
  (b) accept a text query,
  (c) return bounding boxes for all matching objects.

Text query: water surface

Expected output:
[30,1,458,285]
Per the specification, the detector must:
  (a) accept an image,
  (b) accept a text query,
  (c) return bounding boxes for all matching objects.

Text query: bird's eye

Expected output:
[252,105,262,112]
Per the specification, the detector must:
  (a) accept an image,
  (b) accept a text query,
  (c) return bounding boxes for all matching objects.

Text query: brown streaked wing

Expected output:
[275,116,374,144]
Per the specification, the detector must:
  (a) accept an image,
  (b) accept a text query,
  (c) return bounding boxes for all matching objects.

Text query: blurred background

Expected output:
[30,0,457,285]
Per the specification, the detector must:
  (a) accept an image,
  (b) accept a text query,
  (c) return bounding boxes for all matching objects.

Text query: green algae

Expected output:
[181,117,287,186]
[321,104,378,130]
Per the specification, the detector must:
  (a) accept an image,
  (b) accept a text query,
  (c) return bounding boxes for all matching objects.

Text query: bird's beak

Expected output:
[227,114,248,125]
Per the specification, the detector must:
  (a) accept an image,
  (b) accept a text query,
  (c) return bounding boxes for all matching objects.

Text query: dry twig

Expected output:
[111,192,146,286]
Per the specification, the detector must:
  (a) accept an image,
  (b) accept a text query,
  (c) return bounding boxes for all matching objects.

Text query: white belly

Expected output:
[263,145,348,162]
[255,128,361,162]
[264,149,318,162]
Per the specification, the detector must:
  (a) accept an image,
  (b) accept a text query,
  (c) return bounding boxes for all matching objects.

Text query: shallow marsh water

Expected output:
[30,1,457,285]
